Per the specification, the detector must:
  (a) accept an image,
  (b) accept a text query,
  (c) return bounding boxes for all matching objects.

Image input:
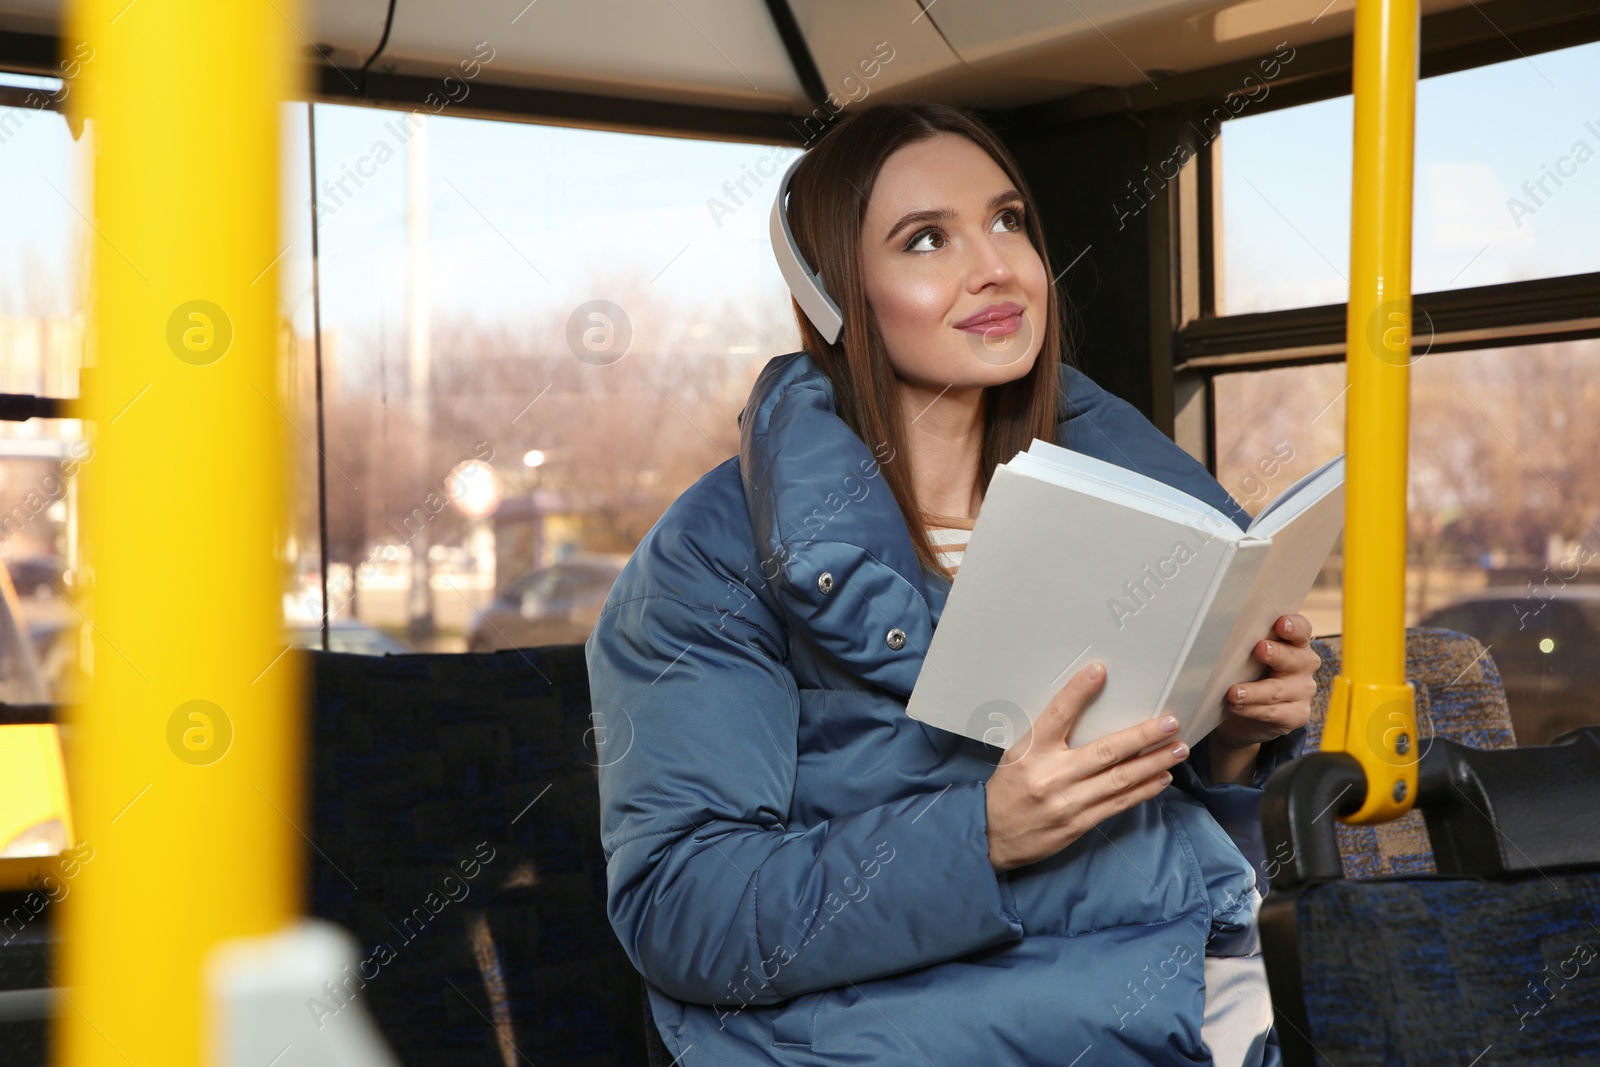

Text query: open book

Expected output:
[905,442,1345,751]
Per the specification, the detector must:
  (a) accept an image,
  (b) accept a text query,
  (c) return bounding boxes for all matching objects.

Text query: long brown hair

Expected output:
[782,100,1069,583]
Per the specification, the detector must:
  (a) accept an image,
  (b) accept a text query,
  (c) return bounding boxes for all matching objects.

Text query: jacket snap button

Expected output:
[817,571,834,595]
[885,627,906,651]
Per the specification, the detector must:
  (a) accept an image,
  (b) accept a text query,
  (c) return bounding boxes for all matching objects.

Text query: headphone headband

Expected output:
[769,153,844,344]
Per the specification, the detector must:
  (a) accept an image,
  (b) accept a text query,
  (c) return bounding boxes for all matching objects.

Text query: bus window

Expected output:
[1205,35,1600,748]
[291,106,800,652]
[0,74,84,864]
[1214,338,1600,746]
[1218,38,1600,316]
[0,72,90,703]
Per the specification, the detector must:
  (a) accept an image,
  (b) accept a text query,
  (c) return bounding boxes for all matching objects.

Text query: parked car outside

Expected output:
[468,554,628,652]
[1419,585,1600,746]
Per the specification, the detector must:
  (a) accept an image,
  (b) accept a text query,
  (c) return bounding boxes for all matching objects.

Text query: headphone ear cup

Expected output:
[770,154,844,344]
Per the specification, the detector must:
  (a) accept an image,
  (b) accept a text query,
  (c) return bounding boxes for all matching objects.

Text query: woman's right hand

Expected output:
[984,661,1189,872]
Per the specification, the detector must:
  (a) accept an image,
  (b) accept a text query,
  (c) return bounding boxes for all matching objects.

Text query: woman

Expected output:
[584,100,1320,1066]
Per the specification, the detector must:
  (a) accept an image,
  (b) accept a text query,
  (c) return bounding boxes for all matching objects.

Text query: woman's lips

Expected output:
[955,309,1024,336]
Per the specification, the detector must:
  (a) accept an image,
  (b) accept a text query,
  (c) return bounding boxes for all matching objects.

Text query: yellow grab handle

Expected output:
[1326,0,1420,823]
[60,2,302,1064]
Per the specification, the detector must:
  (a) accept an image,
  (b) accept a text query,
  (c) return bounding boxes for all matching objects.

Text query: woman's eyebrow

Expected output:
[883,188,1024,244]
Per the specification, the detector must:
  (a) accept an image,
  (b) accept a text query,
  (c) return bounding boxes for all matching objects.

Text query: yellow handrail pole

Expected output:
[1323,0,1420,823]
[60,2,301,1065]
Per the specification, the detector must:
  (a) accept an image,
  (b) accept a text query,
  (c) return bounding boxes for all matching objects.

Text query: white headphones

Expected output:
[769,153,844,344]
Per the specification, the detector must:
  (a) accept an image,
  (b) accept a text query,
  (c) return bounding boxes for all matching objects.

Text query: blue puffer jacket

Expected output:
[585,350,1308,1065]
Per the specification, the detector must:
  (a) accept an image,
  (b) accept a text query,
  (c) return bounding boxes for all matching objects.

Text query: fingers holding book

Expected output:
[1211,613,1318,755]
[1262,611,1315,659]
[983,662,1191,873]
[1239,612,1317,714]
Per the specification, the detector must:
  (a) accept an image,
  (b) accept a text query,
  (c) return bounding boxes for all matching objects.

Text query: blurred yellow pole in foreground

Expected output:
[60,1,301,1064]
[1323,0,1420,823]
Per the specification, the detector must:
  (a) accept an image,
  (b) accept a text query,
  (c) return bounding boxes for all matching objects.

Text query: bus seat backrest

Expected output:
[1305,626,1515,878]
[304,643,653,1067]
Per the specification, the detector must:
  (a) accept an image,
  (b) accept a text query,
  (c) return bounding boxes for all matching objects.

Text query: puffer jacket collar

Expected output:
[736,350,1033,698]
[736,351,931,690]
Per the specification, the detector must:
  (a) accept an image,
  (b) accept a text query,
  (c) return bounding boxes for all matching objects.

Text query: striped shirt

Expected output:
[922,510,976,578]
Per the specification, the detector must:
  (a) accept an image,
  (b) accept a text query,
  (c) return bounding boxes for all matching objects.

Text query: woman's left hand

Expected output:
[1211,613,1320,756]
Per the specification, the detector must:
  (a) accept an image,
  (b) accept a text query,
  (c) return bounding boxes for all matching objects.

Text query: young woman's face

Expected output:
[858,132,1049,391]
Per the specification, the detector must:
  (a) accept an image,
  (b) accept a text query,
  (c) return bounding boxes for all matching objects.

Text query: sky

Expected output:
[1,37,1597,372]
[1221,38,1600,313]
[280,104,803,355]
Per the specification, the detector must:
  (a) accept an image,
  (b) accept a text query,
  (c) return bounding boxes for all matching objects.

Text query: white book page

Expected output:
[1025,438,1239,529]
[1012,447,1240,541]
[1163,538,1270,747]
[1195,476,1347,741]
[906,464,1236,750]
[1248,454,1346,536]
